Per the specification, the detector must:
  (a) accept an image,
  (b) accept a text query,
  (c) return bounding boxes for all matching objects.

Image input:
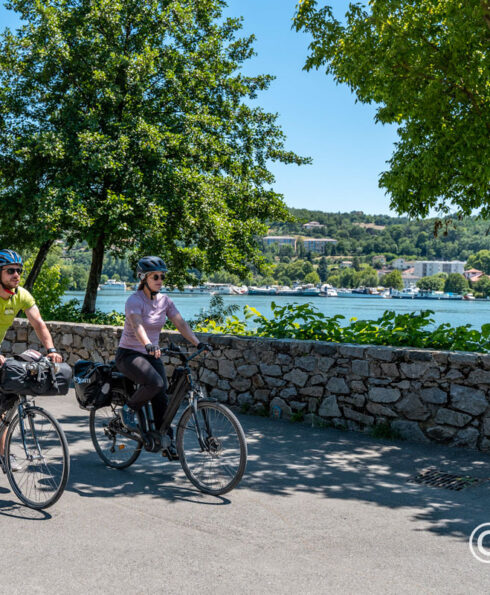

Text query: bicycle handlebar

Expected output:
[161,343,209,363]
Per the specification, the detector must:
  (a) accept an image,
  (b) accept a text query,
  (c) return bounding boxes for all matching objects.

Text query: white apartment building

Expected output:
[413,260,466,277]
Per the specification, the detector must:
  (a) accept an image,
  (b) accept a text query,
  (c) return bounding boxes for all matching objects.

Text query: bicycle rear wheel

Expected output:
[89,398,142,469]
[5,406,70,509]
[177,401,247,495]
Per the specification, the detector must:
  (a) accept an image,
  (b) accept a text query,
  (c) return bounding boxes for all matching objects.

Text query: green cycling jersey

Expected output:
[0,286,36,344]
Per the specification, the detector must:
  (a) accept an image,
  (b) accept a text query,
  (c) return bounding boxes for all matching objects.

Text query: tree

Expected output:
[467,250,490,275]
[444,273,469,295]
[295,1,490,219]
[474,276,490,298]
[417,273,446,292]
[304,271,320,285]
[317,256,328,282]
[381,270,403,290]
[1,0,308,313]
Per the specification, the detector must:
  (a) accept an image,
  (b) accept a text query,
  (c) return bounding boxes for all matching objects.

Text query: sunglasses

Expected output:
[4,267,23,275]
[149,273,166,281]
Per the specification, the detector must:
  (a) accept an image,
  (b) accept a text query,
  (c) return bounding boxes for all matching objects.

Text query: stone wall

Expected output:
[3,319,490,451]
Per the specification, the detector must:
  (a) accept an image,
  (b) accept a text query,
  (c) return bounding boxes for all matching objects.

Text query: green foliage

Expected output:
[0,0,308,312]
[290,410,305,423]
[444,273,469,295]
[467,250,490,275]
[474,276,490,298]
[47,299,126,326]
[417,274,446,292]
[22,258,69,319]
[191,295,240,328]
[294,0,490,220]
[380,270,403,290]
[198,302,490,352]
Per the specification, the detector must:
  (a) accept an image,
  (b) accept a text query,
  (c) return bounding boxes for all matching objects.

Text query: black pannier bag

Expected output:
[73,360,112,410]
[0,357,72,396]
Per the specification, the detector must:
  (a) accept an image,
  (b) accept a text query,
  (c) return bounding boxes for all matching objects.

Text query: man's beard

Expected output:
[1,279,18,291]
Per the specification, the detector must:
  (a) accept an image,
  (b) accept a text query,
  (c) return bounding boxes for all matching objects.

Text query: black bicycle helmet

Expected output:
[0,249,23,268]
[136,256,168,280]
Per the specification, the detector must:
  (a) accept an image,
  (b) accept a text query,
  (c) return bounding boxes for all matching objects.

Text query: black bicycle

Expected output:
[0,360,70,509]
[89,345,247,496]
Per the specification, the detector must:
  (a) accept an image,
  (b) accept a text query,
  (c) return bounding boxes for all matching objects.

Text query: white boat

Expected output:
[463,293,476,301]
[320,284,338,297]
[248,286,277,295]
[162,285,210,294]
[204,283,235,295]
[391,286,419,299]
[98,279,127,292]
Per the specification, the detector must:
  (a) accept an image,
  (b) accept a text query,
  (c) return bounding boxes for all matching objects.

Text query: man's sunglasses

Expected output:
[149,273,166,281]
[4,267,23,275]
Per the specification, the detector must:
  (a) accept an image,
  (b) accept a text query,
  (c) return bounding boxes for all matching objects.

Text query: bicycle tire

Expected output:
[89,395,142,469]
[5,406,70,509]
[177,401,247,496]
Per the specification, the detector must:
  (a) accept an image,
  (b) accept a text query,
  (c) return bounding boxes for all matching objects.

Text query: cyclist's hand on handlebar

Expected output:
[197,342,212,352]
[0,355,5,367]
[145,343,161,358]
[46,351,63,364]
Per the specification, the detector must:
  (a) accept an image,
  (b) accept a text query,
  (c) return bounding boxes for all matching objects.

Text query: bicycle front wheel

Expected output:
[89,400,142,469]
[5,406,70,509]
[177,401,247,496]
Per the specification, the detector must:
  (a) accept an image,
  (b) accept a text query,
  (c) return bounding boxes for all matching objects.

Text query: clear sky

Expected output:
[0,1,399,215]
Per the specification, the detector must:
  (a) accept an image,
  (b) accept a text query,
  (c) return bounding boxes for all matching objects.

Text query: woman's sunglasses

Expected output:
[149,273,166,281]
[5,267,23,275]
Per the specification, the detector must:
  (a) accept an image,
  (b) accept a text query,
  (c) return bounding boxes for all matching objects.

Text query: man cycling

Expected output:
[0,249,63,469]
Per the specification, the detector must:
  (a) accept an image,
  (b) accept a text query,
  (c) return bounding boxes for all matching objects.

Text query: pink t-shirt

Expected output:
[119,290,179,354]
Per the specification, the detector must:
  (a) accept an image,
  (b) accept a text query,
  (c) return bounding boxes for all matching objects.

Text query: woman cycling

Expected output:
[116,256,207,459]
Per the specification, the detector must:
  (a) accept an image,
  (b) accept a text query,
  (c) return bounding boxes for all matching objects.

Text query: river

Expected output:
[61,291,490,330]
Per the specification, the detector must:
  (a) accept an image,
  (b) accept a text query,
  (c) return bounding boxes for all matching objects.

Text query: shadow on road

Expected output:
[58,408,490,540]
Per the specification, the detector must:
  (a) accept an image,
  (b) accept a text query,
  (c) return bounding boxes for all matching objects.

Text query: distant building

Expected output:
[340,260,353,269]
[391,258,413,270]
[263,236,297,250]
[302,237,337,253]
[463,268,485,282]
[372,255,386,265]
[401,267,421,288]
[414,260,466,277]
[303,221,325,230]
[354,222,386,231]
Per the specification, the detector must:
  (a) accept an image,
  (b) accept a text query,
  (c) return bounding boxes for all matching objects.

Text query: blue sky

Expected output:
[0,1,399,215]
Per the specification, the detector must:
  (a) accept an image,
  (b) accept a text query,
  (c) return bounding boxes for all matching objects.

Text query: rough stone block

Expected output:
[326,377,349,394]
[420,387,447,405]
[283,369,309,388]
[391,420,429,443]
[351,380,366,393]
[318,395,341,418]
[425,425,457,442]
[230,377,251,392]
[366,347,394,362]
[452,427,479,449]
[210,388,229,402]
[237,392,253,405]
[199,368,219,387]
[255,389,271,402]
[338,344,366,359]
[299,386,324,398]
[310,374,326,386]
[400,362,430,379]
[259,363,282,377]
[351,360,369,377]
[237,364,258,378]
[449,353,479,366]
[12,342,27,354]
[445,369,464,381]
[340,394,366,408]
[343,407,374,426]
[381,363,399,377]
[296,355,317,372]
[366,402,397,417]
[318,357,335,373]
[290,400,307,411]
[368,387,400,403]
[262,375,286,388]
[218,359,236,379]
[395,393,430,421]
[467,370,490,385]
[450,384,488,416]
[434,408,472,427]
[280,387,297,400]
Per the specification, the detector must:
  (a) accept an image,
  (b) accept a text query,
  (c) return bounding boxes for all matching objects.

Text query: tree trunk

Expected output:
[23,239,55,292]
[82,234,105,314]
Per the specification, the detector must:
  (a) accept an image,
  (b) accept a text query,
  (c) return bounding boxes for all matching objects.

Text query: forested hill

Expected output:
[270,210,489,261]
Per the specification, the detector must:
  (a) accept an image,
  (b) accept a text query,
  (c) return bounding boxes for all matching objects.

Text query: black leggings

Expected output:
[115,347,168,428]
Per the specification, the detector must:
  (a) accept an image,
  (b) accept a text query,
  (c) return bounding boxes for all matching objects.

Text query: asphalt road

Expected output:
[2,391,490,594]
